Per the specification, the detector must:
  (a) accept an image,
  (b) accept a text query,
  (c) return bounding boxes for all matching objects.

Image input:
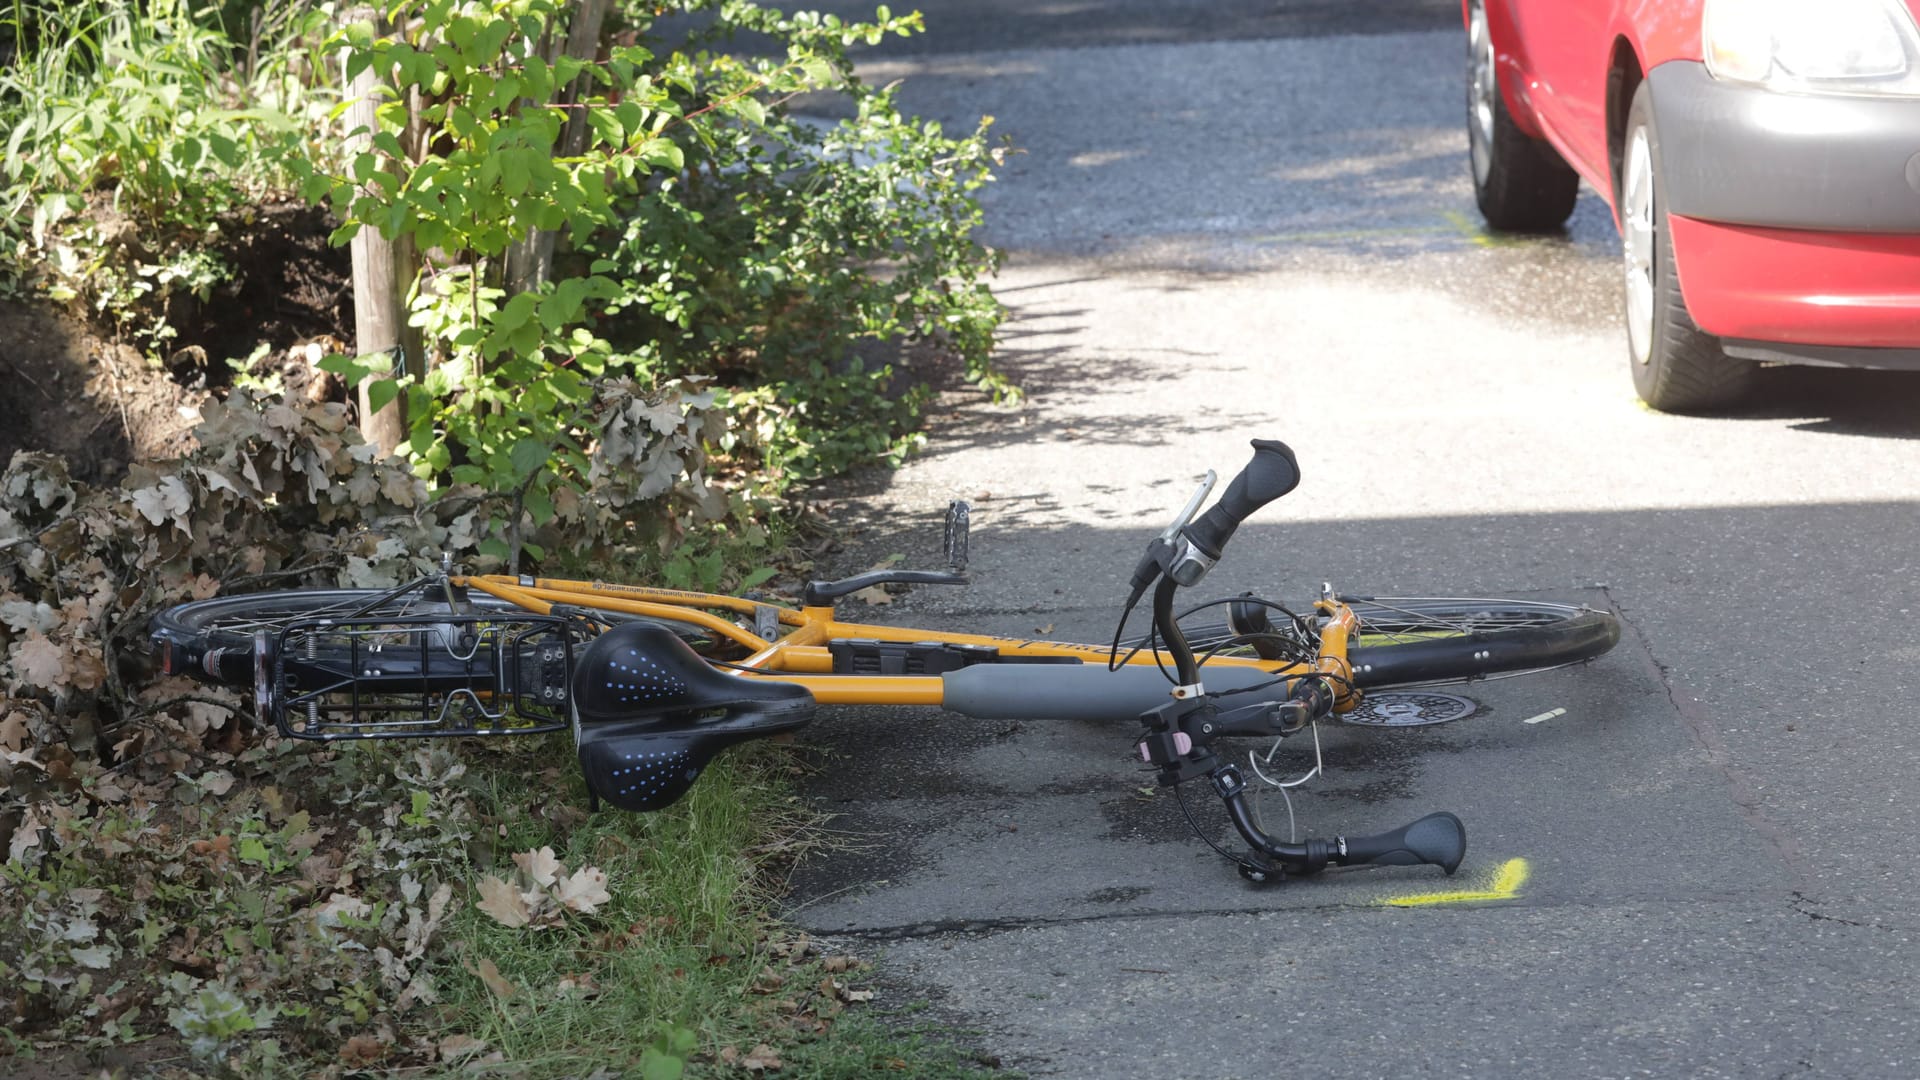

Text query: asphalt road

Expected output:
[784,3,1920,1076]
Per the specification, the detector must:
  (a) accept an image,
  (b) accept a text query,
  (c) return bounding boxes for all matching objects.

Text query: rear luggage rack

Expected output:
[261,613,582,740]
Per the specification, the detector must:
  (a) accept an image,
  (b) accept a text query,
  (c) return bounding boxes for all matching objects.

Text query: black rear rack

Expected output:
[263,613,581,740]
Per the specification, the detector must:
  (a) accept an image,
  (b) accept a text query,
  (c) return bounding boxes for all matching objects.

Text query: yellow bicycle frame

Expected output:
[454,575,1361,712]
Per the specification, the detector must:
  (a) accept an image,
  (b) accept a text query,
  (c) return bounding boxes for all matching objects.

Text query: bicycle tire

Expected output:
[1176,596,1619,690]
[1345,597,1618,688]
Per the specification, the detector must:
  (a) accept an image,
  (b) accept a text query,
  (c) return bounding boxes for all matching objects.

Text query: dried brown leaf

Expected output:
[439,1034,487,1062]
[742,1044,783,1071]
[66,648,106,691]
[0,711,28,752]
[512,846,564,889]
[11,632,69,689]
[555,865,611,913]
[469,956,517,1000]
[475,875,530,927]
[126,476,191,530]
[340,1034,387,1066]
[198,769,236,796]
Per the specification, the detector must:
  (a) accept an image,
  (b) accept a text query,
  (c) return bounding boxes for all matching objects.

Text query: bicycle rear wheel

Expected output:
[1343,596,1619,688]
[152,585,718,687]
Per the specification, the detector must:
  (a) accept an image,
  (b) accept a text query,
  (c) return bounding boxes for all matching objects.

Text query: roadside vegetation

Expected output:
[0,0,1004,1074]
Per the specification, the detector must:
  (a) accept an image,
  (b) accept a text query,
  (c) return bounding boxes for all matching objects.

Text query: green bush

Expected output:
[594,1,1006,479]
[296,0,1003,563]
[0,0,327,346]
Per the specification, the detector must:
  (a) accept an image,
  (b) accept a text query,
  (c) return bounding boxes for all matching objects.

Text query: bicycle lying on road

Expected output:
[152,439,1619,883]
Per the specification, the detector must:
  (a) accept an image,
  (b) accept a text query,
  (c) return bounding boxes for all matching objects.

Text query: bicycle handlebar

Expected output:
[1130,439,1468,882]
[1181,439,1300,560]
[1220,787,1466,875]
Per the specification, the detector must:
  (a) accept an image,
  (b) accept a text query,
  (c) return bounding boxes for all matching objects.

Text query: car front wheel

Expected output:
[1467,0,1579,231]
[1620,81,1754,411]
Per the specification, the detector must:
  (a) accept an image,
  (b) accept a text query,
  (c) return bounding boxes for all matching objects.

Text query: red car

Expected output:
[1465,0,1920,410]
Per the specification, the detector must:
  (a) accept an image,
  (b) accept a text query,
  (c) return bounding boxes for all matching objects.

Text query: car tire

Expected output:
[1620,81,1755,412]
[1467,0,1579,231]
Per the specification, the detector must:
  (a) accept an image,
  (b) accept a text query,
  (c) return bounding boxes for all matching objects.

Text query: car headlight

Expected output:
[1705,0,1920,95]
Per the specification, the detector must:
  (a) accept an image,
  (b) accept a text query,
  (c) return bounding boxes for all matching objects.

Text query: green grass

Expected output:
[428,738,1001,1078]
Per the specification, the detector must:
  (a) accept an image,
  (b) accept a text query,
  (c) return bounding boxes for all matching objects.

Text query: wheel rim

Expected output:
[1140,597,1591,653]
[1468,2,1496,185]
[1346,597,1587,645]
[1622,126,1656,365]
[187,593,492,644]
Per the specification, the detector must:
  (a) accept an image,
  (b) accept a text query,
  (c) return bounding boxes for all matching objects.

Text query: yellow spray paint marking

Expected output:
[1377,857,1530,908]
[1249,224,1455,246]
[1442,210,1535,249]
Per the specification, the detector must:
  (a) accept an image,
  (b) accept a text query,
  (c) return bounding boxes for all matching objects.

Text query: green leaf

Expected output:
[639,1045,685,1080]
[740,566,778,590]
[525,486,554,525]
[733,96,766,127]
[494,292,538,332]
[509,437,550,479]
[237,837,271,866]
[367,378,402,416]
[639,138,684,171]
[500,151,530,197]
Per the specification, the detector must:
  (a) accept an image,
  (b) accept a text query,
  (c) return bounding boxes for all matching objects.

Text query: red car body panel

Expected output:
[1669,220,1920,349]
[1463,0,1920,352]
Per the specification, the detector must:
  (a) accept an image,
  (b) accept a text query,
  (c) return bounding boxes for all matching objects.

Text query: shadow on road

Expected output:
[1724,366,1920,439]
[788,497,1920,921]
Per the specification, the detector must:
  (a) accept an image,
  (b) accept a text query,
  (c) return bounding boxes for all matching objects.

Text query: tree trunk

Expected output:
[504,0,612,296]
[344,5,409,455]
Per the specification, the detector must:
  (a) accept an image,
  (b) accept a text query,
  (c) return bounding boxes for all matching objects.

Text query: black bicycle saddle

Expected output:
[573,623,814,811]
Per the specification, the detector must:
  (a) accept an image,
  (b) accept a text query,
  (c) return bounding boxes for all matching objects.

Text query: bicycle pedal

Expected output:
[944,500,970,571]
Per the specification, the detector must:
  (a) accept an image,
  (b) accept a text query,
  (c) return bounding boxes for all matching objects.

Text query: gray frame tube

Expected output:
[940,664,1288,722]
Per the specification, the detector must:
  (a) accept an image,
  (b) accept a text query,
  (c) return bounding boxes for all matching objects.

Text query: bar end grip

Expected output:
[1182,439,1300,560]
[1337,812,1467,875]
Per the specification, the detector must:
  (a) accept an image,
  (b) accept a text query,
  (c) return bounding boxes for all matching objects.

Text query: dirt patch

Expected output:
[0,300,180,483]
[0,199,354,481]
[191,200,354,385]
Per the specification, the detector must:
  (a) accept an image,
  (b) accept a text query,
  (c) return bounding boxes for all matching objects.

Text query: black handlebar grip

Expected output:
[1182,439,1301,560]
[1335,812,1466,874]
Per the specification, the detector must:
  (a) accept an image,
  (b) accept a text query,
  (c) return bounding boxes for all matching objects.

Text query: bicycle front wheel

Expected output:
[1342,596,1619,689]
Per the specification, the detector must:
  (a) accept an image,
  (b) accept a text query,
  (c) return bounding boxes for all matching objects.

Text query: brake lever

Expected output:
[1159,470,1218,542]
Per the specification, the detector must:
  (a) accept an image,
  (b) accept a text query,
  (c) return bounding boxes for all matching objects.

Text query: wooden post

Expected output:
[504,0,611,296]
[343,5,408,455]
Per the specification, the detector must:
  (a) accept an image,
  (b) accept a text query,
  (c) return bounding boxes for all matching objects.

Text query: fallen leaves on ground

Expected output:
[468,957,517,1000]
[718,1044,784,1071]
[475,846,613,927]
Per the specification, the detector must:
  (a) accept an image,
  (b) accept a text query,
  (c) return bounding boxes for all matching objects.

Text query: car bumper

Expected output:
[1668,215,1920,353]
[1648,61,1920,233]
[1647,61,1920,358]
